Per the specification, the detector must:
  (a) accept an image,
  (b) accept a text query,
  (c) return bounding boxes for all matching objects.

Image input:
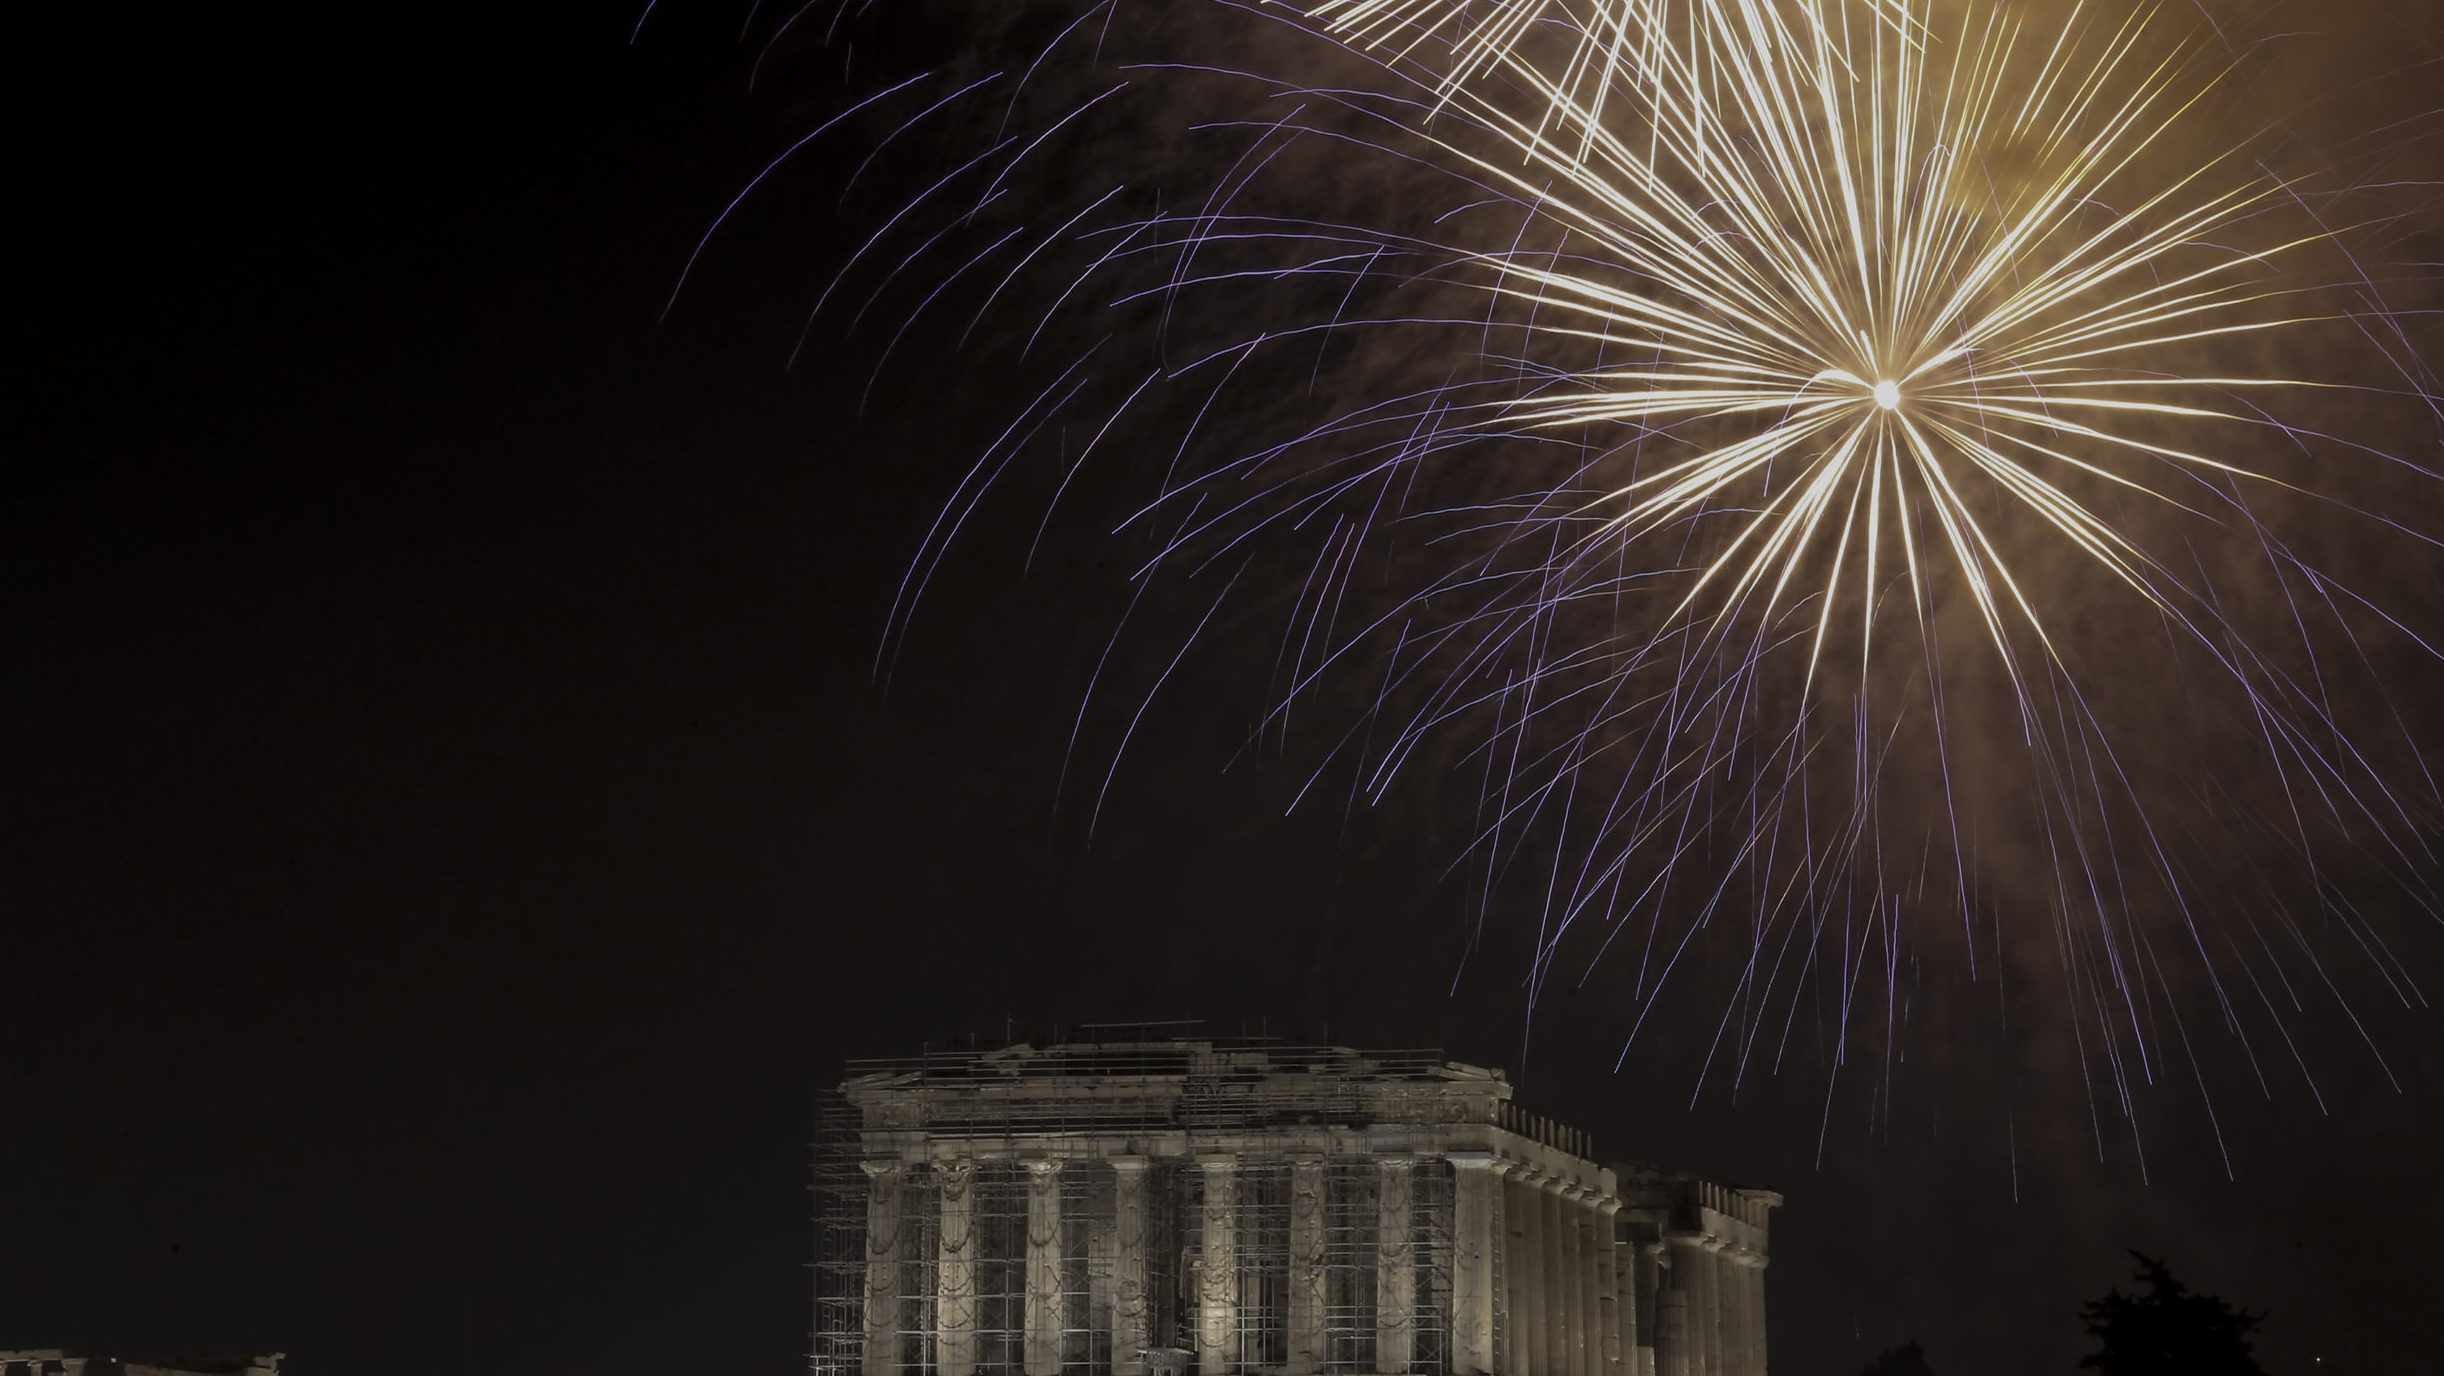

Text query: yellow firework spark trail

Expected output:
[1324,0,2318,688]
[1236,0,2435,1146]
[851,0,2439,1154]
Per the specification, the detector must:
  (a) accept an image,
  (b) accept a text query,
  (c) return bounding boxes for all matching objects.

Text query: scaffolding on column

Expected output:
[813,1035,1648,1376]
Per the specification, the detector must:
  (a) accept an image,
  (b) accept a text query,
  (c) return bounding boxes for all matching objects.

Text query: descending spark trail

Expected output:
[837,0,2443,1161]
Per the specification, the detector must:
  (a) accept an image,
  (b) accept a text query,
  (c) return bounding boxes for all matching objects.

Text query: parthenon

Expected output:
[812,1039,1776,1376]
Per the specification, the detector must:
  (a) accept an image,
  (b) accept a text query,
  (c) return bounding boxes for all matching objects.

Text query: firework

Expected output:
[846,0,2440,1164]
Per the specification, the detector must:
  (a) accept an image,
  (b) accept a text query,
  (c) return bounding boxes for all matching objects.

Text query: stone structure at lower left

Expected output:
[0,1355,282,1376]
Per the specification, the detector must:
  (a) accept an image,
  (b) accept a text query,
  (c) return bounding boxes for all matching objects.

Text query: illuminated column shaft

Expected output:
[1112,1157,1151,1376]
[1631,1243,1665,1376]
[1446,1154,1507,1376]
[1759,1251,1779,1376]
[1663,1235,1711,1376]
[1654,1283,1690,1376]
[1512,1169,1549,1376]
[1542,1175,1569,1376]
[937,1163,979,1376]
[1026,1161,1065,1376]
[1593,1199,1623,1376]
[862,1161,905,1376]
[1727,1252,1755,1376]
[1375,1158,1416,1374]
[1730,1250,1766,1376]
[1502,1170,1529,1374]
[1198,1156,1238,1376]
[1696,1238,1725,1376]
[1489,1161,1514,1376]
[1556,1185,1585,1376]
[1287,1157,1328,1375]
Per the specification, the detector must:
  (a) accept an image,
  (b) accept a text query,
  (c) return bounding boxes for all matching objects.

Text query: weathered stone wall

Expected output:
[814,1041,1774,1376]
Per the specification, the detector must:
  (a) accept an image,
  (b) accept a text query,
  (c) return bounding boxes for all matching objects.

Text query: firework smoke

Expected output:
[778,0,2444,1165]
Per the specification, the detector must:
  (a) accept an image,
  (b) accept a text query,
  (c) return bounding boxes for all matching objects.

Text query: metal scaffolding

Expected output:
[811,1035,1774,1376]
[813,1040,1469,1376]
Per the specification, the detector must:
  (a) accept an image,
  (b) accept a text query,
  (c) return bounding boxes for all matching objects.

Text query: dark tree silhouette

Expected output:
[1857,1340,1935,1376]
[2079,1252,2267,1376]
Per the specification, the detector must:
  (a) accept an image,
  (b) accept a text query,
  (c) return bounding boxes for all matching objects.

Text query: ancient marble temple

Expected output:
[812,1040,1776,1376]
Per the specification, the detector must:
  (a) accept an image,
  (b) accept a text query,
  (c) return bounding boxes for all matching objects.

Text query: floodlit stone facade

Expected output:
[813,1041,1775,1376]
[0,1355,282,1376]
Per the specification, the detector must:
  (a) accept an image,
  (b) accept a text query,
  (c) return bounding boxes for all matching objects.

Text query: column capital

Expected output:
[1024,1158,1063,1176]
[862,1159,905,1180]
[1445,1149,1510,1173]
[1109,1153,1150,1173]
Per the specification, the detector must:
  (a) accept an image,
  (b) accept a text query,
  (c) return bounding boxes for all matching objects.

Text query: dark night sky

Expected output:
[6,2,2440,1373]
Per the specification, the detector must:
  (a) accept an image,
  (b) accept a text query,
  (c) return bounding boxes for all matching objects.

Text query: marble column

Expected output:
[1197,1156,1239,1376]
[862,1161,906,1376]
[1445,1153,1508,1376]
[1026,1161,1066,1376]
[1663,1235,1712,1376]
[1696,1238,1726,1376]
[1112,1157,1152,1376]
[1632,1243,1667,1376]
[1595,1199,1625,1376]
[1556,1184,1586,1376]
[1513,1168,1549,1376]
[1653,1284,1690,1376]
[937,1163,979,1376]
[1489,1161,1515,1376]
[1720,1251,1749,1376]
[1748,1250,1770,1376]
[1287,1157,1327,1376]
[1728,1249,1765,1376]
[1376,1158,1416,1374]
[1546,1176,1574,1376]
[1631,1241,1662,1356]
[1589,1196,1610,1376]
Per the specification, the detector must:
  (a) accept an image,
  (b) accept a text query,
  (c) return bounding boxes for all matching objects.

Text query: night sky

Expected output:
[8,2,2441,1374]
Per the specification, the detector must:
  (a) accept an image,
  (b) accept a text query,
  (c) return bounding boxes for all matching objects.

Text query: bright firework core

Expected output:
[1872,379,1900,410]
